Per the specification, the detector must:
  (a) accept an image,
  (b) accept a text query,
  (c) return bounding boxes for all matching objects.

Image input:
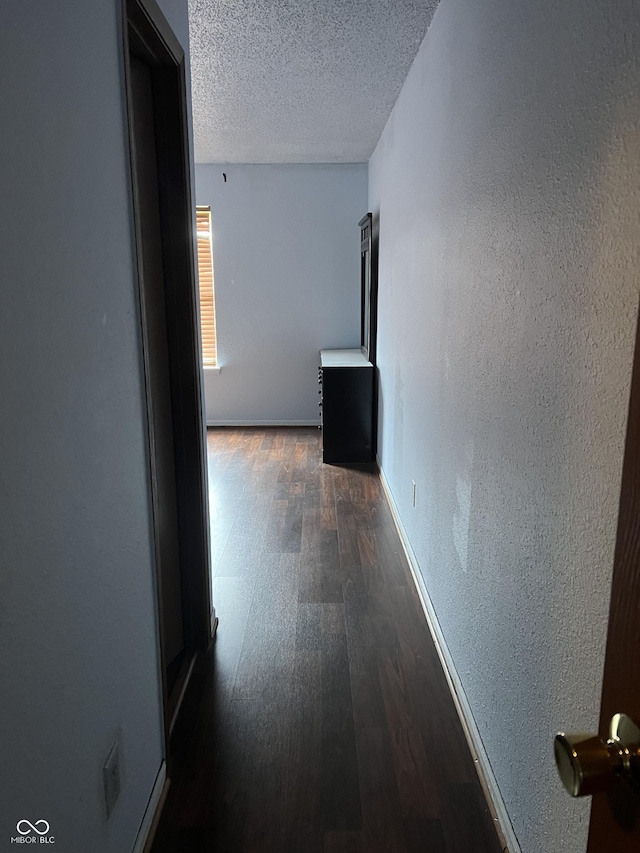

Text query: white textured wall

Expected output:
[369,1,640,851]
[196,164,367,424]
[0,0,195,848]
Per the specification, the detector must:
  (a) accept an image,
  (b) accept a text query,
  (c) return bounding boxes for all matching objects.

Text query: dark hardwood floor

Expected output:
[152,427,504,853]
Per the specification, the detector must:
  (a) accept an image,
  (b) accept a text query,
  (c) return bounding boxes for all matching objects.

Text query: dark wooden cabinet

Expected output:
[319,349,374,464]
[318,213,376,465]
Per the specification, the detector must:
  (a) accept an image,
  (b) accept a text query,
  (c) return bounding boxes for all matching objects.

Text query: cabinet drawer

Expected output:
[319,358,374,464]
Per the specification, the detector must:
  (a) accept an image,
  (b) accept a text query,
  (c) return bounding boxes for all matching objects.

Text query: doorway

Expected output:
[122,0,213,742]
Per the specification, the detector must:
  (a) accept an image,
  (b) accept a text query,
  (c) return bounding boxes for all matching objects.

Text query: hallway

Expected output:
[152,427,504,852]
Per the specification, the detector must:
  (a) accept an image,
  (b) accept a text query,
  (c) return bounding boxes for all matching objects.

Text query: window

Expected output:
[196,206,218,367]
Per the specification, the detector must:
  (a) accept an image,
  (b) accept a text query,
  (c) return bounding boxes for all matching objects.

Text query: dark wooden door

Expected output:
[129,54,185,679]
[587,303,640,850]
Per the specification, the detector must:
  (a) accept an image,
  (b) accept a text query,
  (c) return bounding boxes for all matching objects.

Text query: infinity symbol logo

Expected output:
[16,820,50,835]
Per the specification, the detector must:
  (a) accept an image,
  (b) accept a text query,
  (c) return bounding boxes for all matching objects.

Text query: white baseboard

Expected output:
[378,466,521,853]
[206,419,320,427]
[132,761,169,853]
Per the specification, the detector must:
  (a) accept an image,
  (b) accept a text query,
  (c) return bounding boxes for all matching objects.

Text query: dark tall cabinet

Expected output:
[318,212,376,464]
[319,349,374,464]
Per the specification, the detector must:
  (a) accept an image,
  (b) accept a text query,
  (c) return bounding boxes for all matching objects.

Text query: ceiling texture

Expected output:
[188,0,440,164]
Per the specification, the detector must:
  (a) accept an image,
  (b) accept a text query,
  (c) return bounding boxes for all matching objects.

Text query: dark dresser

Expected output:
[319,349,374,464]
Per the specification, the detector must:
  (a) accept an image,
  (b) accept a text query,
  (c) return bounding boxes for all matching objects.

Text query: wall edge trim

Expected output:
[206,420,320,427]
[133,760,169,853]
[377,461,521,853]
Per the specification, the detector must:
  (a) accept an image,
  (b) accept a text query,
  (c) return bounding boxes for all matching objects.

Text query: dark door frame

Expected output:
[120,0,213,747]
[586,295,640,849]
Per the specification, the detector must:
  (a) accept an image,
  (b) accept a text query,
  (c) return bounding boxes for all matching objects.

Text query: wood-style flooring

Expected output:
[152,427,504,853]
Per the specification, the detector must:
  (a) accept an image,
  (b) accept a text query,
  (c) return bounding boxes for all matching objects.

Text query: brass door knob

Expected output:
[554,713,640,797]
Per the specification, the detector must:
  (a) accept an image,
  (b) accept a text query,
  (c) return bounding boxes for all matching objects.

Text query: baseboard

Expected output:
[206,419,320,427]
[378,466,521,853]
[169,651,198,736]
[132,761,169,853]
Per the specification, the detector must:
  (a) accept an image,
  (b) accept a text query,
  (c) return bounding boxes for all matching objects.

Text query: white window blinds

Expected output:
[196,206,218,367]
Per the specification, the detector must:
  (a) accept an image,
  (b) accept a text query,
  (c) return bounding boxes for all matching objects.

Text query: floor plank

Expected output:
[151,427,503,853]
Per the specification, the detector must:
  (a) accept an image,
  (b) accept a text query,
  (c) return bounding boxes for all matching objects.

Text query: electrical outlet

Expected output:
[103,741,121,818]
[411,480,417,508]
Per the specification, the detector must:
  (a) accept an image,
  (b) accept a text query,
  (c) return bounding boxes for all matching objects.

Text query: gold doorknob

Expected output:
[554,713,640,797]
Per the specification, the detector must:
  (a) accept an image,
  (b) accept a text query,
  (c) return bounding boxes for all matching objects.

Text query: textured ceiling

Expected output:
[188,0,440,164]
